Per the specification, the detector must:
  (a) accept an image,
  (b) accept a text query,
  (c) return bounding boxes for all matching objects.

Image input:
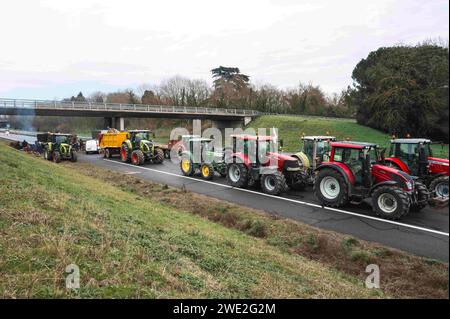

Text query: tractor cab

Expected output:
[230,134,279,165]
[330,141,380,188]
[388,139,433,176]
[129,130,153,145]
[387,138,449,199]
[186,137,221,162]
[294,136,336,170]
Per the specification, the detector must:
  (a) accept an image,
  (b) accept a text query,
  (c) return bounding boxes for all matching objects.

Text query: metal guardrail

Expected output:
[0,98,261,116]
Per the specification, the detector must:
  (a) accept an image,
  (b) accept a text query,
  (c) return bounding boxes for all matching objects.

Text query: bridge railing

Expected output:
[0,98,261,116]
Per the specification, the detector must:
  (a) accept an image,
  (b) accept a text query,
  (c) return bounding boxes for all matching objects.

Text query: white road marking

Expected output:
[110,159,448,237]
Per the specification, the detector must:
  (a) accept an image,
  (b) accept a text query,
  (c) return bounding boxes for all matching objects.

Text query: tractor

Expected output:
[385,138,449,200]
[226,134,303,195]
[180,137,227,180]
[314,141,429,220]
[291,136,336,187]
[120,130,164,165]
[39,133,77,163]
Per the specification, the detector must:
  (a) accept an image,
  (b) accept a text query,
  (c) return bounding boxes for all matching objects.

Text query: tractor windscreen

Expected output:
[55,135,69,144]
[135,132,150,141]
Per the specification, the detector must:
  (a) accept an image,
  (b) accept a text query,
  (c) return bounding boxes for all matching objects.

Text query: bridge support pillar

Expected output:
[119,117,125,131]
[104,117,118,129]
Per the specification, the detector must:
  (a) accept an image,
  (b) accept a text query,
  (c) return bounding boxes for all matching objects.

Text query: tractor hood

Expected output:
[429,157,449,165]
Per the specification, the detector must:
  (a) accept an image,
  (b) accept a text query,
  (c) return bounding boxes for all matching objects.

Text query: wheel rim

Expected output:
[132,153,138,164]
[435,182,449,198]
[377,193,398,214]
[229,165,240,183]
[202,165,210,177]
[264,175,276,191]
[181,160,190,172]
[319,176,340,200]
[121,147,127,160]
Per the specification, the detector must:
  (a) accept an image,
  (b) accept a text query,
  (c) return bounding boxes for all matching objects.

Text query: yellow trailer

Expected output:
[99,131,129,158]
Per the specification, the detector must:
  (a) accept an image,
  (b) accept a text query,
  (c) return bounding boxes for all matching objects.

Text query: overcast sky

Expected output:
[0,0,448,100]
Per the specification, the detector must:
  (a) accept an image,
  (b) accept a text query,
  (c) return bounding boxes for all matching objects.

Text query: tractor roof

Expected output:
[188,138,212,143]
[391,138,431,144]
[230,134,275,141]
[302,136,336,141]
[332,141,378,149]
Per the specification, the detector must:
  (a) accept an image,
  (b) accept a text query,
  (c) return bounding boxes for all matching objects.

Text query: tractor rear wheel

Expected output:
[121,144,131,163]
[261,172,287,195]
[52,151,61,163]
[372,186,410,220]
[314,169,349,207]
[201,163,215,180]
[70,151,77,162]
[429,176,449,199]
[153,148,164,164]
[44,149,52,161]
[180,156,194,176]
[411,181,429,211]
[131,150,145,166]
[227,163,248,188]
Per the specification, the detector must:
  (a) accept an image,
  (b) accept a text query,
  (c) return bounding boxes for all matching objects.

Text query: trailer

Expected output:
[98,131,129,158]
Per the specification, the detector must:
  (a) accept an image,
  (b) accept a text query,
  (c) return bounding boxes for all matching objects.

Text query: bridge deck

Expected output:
[0,98,260,120]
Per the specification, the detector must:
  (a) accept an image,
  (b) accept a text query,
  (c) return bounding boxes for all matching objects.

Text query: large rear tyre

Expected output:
[411,181,429,211]
[131,150,145,166]
[227,163,248,188]
[429,176,449,199]
[52,151,61,164]
[200,163,215,180]
[260,172,287,195]
[180,156,194,176]
[121,144,131,163]
[314,168,349,207]
[372,186,410,220]
[153,148,164,164]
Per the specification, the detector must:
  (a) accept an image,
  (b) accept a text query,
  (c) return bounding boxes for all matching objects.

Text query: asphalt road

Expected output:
[1,131,449,262]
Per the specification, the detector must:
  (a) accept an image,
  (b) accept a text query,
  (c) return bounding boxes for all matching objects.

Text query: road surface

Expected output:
[1,131,449,262]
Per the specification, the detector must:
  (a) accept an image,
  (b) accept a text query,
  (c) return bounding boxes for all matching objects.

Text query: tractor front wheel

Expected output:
[314,169,349,207]
[153,148,164,164]
[70,151,77,162]
[201,163,215,180]
[411,181,429,211]
[429,176,449,199]
[261,172,287,195]
[131,150,145,166]
[372,186,410,220]
[52,151,61,163]
[227,163,248,188]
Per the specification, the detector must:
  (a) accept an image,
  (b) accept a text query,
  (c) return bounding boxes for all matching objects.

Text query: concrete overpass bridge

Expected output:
[0,98,261,130]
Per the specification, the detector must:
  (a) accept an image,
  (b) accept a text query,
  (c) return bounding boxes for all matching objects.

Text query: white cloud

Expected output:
[0,0,448,98]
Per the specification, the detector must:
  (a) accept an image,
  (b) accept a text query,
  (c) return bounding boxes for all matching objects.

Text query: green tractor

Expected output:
[291,136,336,187]
[120,130,164,165]
[39,133,78,163]
[180,137,227,180]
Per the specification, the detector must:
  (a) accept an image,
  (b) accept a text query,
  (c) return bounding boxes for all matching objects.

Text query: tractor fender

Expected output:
[315,163,356,196]
[124,140,132,149]
[230,153,252,166]
[385,157,410,174]
[292,152,310,169]
[370,180,400,195]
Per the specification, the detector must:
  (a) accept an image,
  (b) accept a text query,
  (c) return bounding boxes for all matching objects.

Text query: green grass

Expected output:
[0,142,376,298]
[247,115,449,158]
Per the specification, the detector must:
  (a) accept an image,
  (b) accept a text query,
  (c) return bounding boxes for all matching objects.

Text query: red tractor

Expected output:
[226,134,303,195]
[385,139,449,200]
[314,141,429,220]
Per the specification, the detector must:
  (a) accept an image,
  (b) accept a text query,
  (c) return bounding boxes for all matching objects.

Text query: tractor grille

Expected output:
[284,159,301,171]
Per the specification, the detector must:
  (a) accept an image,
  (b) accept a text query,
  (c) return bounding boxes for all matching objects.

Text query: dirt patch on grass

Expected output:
[61,161,449,298]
